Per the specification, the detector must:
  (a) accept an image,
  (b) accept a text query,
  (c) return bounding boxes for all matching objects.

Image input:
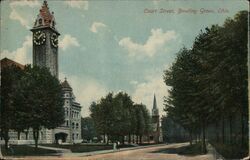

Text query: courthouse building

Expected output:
[0,1,82,144]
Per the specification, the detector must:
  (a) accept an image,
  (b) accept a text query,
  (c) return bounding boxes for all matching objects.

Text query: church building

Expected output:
[0,1,82,144]
[149,94,163,143]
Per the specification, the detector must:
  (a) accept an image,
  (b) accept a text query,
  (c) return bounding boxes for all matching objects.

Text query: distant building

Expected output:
[0,1,82,144]
[149,94,163,143]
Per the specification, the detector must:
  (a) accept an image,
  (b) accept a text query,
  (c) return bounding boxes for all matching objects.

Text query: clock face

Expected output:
[51,33,58,48]
[33,31,46,45]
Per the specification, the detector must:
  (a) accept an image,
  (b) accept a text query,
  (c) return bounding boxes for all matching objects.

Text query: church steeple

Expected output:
[152,94,159,117]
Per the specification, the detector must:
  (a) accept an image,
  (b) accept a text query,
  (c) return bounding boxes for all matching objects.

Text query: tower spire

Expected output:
[153,93,157,109]
[152,94,159,116]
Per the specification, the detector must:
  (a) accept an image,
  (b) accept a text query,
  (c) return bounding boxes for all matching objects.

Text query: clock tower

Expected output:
[31,0,60,78]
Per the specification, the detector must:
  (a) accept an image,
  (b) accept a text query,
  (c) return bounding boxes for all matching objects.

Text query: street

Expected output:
[85,143,213,160]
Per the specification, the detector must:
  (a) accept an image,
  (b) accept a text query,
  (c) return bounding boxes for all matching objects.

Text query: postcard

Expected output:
[0,0,249,159]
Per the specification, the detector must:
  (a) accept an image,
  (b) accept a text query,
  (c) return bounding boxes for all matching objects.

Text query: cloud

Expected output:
[9,0,40,29]
[90,22,107,33]
[132,73,170,117]
[64,0,88,10]
[119,29,177,57]
[59,73,108,117]
[1,36,32,64]
[59,34,80,51]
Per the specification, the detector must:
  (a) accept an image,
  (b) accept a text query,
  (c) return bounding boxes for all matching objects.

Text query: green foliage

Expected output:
[18,65,64,130]
[81,117,100,141]
[163,11,248,156]
[1,65,24,149]
[1,64,64,148]
[89,92,151,144]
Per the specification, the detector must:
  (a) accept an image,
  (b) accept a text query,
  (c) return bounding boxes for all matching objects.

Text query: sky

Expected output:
[0,0,248,117]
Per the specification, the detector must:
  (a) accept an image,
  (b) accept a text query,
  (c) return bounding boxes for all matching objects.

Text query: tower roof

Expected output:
[61,78,72,90]
[33,0,56,29]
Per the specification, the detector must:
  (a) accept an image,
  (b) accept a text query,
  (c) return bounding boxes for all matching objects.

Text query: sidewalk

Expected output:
[62,143,166,157]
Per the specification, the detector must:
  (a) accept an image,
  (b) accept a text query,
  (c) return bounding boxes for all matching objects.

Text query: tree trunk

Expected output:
[103,134,106,143]
[202,121,206,154]
[136,135,138,144]
[122,136,125,144]
[132,135,135,143]
[222,116,225,144]
[3,130,9,150]
[139,135,142,144]
[229,116,233,145]
[128,134,131,144]
[33,129,39,148]
[17,131,21,140]
[215,121,219,142]
[189,131,193,145]
[241,112,244,147]
[198,130,201,142]
[25,131,28,140]
[106,135,109,145]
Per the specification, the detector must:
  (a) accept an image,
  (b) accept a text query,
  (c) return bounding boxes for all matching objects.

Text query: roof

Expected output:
[33,0,56,29]
[0,58,25,70]
[61,78,72,89]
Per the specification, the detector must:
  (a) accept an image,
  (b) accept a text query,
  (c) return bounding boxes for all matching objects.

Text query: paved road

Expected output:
[84,143,213,160]
[9,143,213,160]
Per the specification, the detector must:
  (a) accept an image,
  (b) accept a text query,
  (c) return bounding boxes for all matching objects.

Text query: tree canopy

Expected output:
[163,11,248,154]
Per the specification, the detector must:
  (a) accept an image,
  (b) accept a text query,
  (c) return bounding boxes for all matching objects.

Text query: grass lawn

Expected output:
[41,143,135,153]
[1,145,57,156]
[41,144,113,153]
[152,142,204,155]
[211,142,248,159]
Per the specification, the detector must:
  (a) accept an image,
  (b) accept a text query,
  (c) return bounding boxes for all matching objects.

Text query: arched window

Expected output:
[72,122,75,129]
[76,123,79,129]
[39,18,42,25]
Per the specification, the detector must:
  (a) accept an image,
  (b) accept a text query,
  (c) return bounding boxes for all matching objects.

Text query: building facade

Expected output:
[0,1,82,144]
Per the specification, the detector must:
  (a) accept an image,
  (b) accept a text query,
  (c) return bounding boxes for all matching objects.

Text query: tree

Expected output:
[18,65,64,148]
[90,92,150,144]
[0,65,24,149]
[163,11,248,155]
[81,117,100,141]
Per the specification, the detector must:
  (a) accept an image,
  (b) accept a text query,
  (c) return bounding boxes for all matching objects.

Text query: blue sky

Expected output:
[0,0,247,117]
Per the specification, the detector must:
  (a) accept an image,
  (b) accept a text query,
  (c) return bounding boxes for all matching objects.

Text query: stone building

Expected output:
[0,1,82,144]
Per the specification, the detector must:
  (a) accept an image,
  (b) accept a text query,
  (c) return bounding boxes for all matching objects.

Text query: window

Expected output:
[72,122,75,129]
[76,123,79,129]
[66,108,68,116]
[52,21,55,28]
[66,120,68,126]
[72,134,74,140]
[39,18,42,25]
